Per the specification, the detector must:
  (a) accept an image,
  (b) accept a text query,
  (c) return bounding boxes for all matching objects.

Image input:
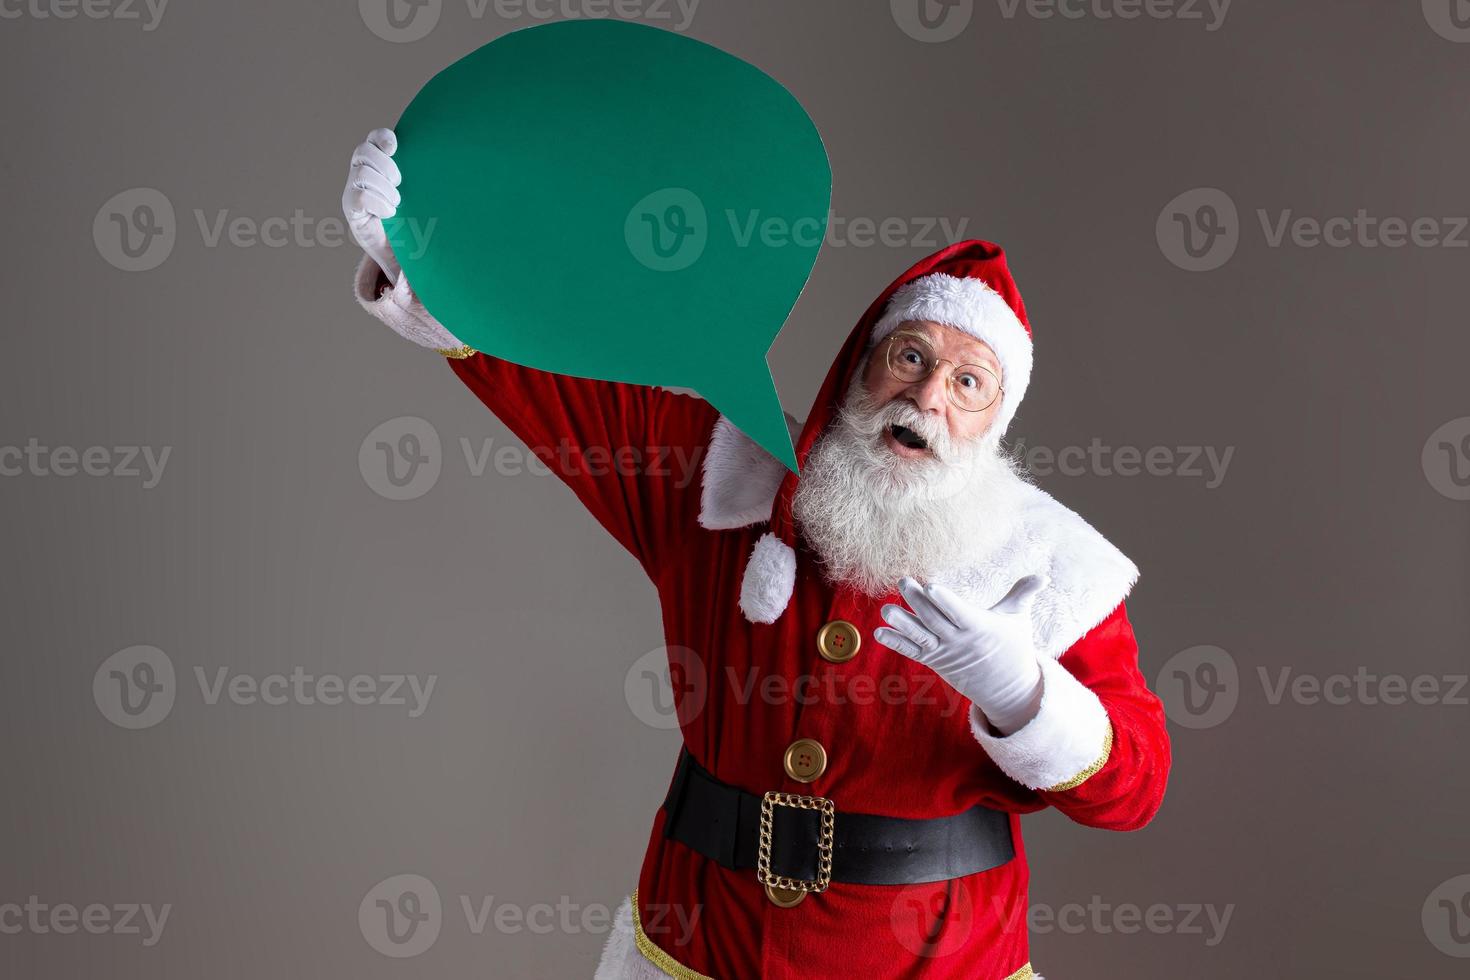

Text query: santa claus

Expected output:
[343,128,1171,979]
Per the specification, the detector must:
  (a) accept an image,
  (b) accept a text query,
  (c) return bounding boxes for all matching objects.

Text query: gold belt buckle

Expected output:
[757,791,836,894]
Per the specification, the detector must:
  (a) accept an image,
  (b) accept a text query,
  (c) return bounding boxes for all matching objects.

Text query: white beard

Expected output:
[792,374,1029,597]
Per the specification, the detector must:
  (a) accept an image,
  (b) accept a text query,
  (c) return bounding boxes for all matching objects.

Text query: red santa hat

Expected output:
[867,270,1033,438]
[737,240,1035,624]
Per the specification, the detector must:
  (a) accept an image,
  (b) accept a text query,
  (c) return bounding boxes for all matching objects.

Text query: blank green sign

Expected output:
[385,20,832,471]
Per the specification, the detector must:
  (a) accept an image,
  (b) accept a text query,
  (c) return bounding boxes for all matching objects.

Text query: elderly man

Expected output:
[343,128,1171,980]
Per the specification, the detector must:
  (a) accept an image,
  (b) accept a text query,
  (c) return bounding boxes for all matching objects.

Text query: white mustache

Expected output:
[869,399,953,460]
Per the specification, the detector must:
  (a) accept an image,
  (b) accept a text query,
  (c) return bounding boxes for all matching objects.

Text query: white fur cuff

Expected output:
[351,254,466,352]
[739,532,797,624]
[971,654,1112,792]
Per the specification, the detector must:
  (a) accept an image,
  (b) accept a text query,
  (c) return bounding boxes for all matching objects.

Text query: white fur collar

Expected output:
[698,416,1139,654]
[931,481,1139,657]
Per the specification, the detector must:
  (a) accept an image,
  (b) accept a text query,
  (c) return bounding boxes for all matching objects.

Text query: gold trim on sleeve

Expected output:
[1004,964,1036,980]
[1043,722,1115,793]
[631,889,715,980]
[435,345,477,359]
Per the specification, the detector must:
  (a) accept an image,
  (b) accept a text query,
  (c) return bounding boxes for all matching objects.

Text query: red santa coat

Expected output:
[355,241,1171,979]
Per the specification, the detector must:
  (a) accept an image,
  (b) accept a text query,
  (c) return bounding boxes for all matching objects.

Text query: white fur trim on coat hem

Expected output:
[594,893,1044,979]
[351,254,466,352]
[971,654,1111,791]
[739,532,797,624]
[593,897,673,979]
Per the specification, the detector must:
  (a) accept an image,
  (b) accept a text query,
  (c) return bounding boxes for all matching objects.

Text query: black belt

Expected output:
[661,747,1014,890]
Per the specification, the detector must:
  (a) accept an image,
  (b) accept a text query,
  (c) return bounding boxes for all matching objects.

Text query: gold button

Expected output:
[816,620,861,664]
[783,738,828,783]
[765,883,807,908]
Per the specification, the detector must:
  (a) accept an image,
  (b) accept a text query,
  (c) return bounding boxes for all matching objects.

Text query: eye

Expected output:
[955,371,980,389]
[899,347,925,365]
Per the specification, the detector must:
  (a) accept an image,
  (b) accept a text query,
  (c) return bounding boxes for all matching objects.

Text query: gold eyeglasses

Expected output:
[883,331,1004,413]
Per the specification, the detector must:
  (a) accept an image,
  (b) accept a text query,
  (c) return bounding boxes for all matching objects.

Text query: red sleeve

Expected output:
[447,352,717,578]
[1037,603,1172,831]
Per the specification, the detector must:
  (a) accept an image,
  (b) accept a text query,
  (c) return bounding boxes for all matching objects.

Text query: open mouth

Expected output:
[888,424,930,452]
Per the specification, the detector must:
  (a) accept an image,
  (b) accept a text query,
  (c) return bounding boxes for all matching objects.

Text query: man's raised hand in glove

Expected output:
[875,575,1049,736]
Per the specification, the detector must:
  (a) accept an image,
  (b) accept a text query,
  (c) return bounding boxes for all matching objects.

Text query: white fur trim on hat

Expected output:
[739,531,797,624]
[871,272,1034,436]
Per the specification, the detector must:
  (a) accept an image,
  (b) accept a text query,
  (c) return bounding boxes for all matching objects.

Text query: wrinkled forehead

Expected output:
[888,319,1001,371]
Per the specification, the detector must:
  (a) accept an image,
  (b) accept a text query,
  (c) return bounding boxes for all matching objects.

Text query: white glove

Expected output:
[875,575,1048,736]
[342,127,404,283]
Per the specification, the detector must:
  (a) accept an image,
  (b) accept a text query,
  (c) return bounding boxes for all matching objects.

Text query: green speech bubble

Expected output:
[385,20,831,472]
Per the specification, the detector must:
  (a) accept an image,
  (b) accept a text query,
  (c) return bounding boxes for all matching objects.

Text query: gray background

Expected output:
[3,0,1469,977]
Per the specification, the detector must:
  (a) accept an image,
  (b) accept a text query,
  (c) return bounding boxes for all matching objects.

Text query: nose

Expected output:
[908,371,950,415]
